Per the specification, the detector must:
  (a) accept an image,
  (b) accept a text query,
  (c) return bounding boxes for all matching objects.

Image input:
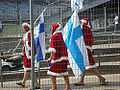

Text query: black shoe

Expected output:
[100,78,107,85]
[16,82,25,87]
[29,87,40,90]
[35,86,40,89]
[74,82,85,86]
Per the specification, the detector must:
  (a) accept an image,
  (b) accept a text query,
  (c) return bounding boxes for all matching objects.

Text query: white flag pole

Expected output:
[34,8,47,25]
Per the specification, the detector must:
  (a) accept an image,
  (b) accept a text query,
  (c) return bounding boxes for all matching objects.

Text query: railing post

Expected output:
[0,59,3,88]
[104,7,107,32]
[29,0,35,90]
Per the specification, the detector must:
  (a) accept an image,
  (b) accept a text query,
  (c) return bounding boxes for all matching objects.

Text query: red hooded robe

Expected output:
[22,23,31,71]
[47,23,69,76]
[81,18,96,69]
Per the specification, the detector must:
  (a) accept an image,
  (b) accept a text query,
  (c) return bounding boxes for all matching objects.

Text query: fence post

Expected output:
[38,62,41,88]
[0,59,3,88]
[29,0,35,90]
[104,7,107,32]
[118,0,119,17]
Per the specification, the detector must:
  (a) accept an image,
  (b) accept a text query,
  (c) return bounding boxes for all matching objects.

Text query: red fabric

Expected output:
[50,32,68,60]
[22,31,31,68]
[82,20,95,66]
[49,32,68,73]
[83,25,94,46]
[51,23,60,34]
[50,60,68,73]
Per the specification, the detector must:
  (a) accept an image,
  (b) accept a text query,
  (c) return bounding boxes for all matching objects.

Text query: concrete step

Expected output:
[94,33,120,40]
[92,24,120,34]
[0,64,120,82]
[93,48,120,55]
[94,39,120,45]
[92,43,120,55]
[94,33,120,44]
[94,54,120,62]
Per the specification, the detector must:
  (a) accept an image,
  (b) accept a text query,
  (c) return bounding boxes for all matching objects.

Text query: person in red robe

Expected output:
[16,23,39,88]
[48,23,71,90]
[74,17,106,86]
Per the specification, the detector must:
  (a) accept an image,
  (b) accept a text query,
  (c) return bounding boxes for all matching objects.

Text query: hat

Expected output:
[81,17,89,25]
[51,23,61,34]
[22,22,30,32]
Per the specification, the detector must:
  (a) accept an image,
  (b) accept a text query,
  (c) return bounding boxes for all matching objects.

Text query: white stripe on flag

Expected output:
[39,32,45,59]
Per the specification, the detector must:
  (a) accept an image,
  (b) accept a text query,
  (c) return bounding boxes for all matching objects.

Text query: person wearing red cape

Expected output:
[48,23,71,90]
[74,17,106,86]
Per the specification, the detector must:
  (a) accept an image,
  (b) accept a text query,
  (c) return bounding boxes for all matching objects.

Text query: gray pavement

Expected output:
[0,74,120,90]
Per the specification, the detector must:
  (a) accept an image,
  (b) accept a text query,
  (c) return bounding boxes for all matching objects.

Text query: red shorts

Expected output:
[23,56,31,68]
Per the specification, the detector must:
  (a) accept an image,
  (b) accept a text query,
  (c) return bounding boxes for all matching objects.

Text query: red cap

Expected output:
[51,23,60,34]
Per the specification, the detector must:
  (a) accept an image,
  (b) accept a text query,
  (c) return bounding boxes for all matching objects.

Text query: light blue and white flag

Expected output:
[62,11,89,77]
[71,0,84,12]
[34,12,45,61]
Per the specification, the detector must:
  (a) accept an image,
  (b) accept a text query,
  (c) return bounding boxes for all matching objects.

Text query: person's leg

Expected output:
[22,70,30,85]
[79,72,85,84]
[16,70,30,87]
[63,75,71,90]
[50,76,57,90]
[90,68,106,84]
[74,71,86,86]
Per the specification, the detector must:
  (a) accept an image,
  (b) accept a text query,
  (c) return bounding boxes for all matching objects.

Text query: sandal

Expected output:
[74,82,85,86]
[100,78,106,85]
[49,89,56,90]
[64,88,72,90]
[35,86,40,89]
[16,82,25,87]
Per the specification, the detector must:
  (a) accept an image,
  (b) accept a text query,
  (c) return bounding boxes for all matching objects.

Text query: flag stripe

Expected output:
[68,49,82,76]
[67,24,85,72]
[39,22,44,33]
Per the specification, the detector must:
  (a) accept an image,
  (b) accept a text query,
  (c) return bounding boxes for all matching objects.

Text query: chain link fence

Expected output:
[0,0,120,90]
